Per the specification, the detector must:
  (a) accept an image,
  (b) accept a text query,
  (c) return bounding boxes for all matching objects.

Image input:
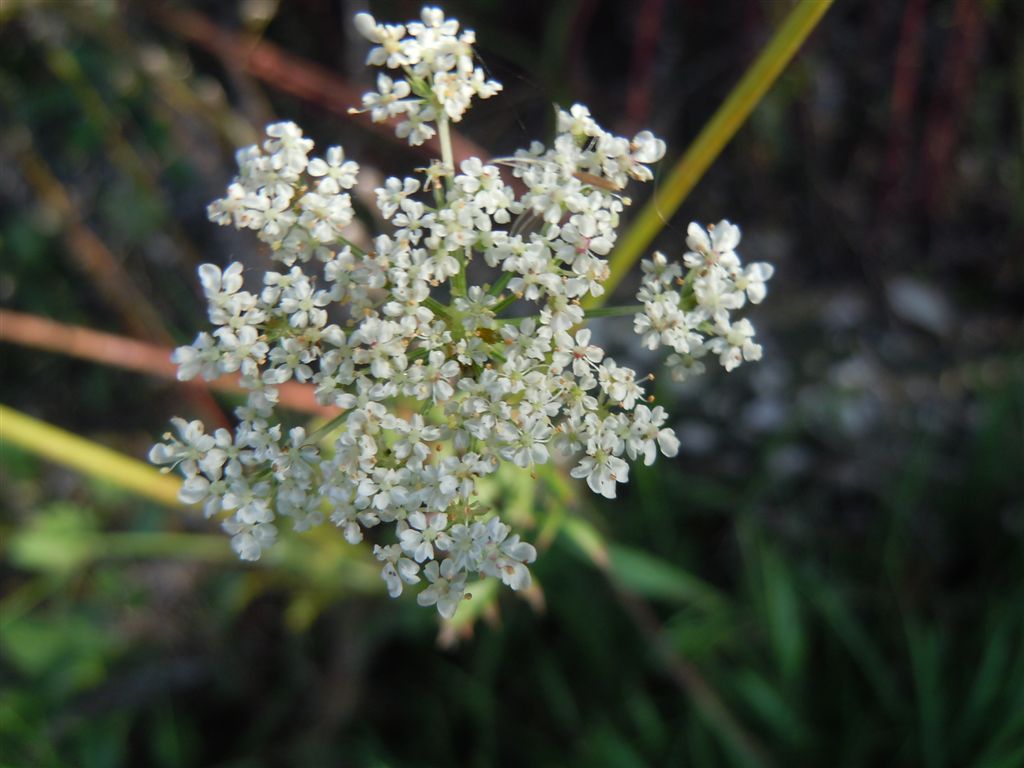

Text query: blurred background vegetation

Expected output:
[1,0,1022,766]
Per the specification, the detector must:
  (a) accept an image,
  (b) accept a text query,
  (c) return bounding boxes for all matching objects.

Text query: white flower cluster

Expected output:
[635,221,775,382]
[351,7,502,145]
[151,6,772,619]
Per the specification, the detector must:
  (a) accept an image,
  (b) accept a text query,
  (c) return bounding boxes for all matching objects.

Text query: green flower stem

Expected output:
[491,292,519,316]
[338,235,367,256]
[487,270,513,298]
[583,304,644,319]
[101,532,239,561]
[452,246,468,298]
[423,296,452,319]
[495,304,644,324]
[586,0,833,309]
[0,403,182,507]
[306,411,348,444]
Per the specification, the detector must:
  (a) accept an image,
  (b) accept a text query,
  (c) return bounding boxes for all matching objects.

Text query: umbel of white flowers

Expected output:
[150,6,774,619]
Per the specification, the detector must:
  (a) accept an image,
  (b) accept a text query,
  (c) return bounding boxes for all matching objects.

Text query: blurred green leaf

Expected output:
[7,503,101,574]
[149,704,197,768]
[447,578,498,633]
[974,707,1024,768]
[732,669,813,750]
[906,621,947,768]
[808,580,902,714]
[581,723,650,768]
[954,617,1015,754]
[664,608,737,662]
[560,516,609,567]
[759,547,805,687]
[1,612,112,689]
[76,712,131,768]
[607,543,726,612]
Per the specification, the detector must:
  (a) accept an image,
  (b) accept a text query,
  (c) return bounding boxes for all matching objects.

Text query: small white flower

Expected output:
[684,220,742,271]
[307,146,360,194]
[734,262,775,305]
[222,516,277,561]
[417,559,467,619]
[630,130,666,164]
[552,328,604,376]
[359,74,414,122]
[398,511,451,563]
[373,543,420,597]
[570,431,629,499]
[376,176,420,220]
[708,318,763,371]
[172,333,223,381]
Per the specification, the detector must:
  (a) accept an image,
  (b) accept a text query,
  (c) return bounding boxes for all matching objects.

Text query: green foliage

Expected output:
[4,373,1020,766]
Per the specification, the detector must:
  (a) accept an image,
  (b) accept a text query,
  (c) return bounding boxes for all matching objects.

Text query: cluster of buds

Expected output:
[151,6,772,618]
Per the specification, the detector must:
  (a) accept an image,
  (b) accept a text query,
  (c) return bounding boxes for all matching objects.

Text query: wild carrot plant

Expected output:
[151,6,773,618]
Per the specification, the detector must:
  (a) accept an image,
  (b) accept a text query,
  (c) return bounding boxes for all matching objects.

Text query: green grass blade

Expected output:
[733,669,813,750]
[607,543,728,612]
[954,619,1014,754]
[905,620,947,768]
[759,547,805,688]
[809,581,902,714]
[0,403,181,507]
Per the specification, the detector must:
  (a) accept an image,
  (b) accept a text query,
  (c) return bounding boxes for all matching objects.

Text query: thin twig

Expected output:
[0,310,333,416]
[919,0,984,214]
[878,0,926,218]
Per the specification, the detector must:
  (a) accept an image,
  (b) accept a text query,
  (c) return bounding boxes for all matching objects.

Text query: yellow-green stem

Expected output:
[0,403,182,507]
[586,0,833,309]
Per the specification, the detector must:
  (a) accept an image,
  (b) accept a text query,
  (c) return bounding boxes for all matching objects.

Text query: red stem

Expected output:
[0,310,335,417]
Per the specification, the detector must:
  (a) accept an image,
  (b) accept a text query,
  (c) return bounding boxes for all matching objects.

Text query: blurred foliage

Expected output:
[1,1,1023,767]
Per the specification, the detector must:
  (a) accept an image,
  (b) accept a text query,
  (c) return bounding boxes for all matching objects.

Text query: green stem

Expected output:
[495,304,643,324]
[306,411,347,443]
[424,296,452,319]
[584,304,644,319]
[491,292,519,316]
[102,532,237,561]
[487,271,513,298]
[338,235,367,257]
[487,344,507,364]
[452,247,468,298]
[586,0,833,309]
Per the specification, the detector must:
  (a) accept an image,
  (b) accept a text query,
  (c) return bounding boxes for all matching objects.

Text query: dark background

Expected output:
[1,1,1022,766]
